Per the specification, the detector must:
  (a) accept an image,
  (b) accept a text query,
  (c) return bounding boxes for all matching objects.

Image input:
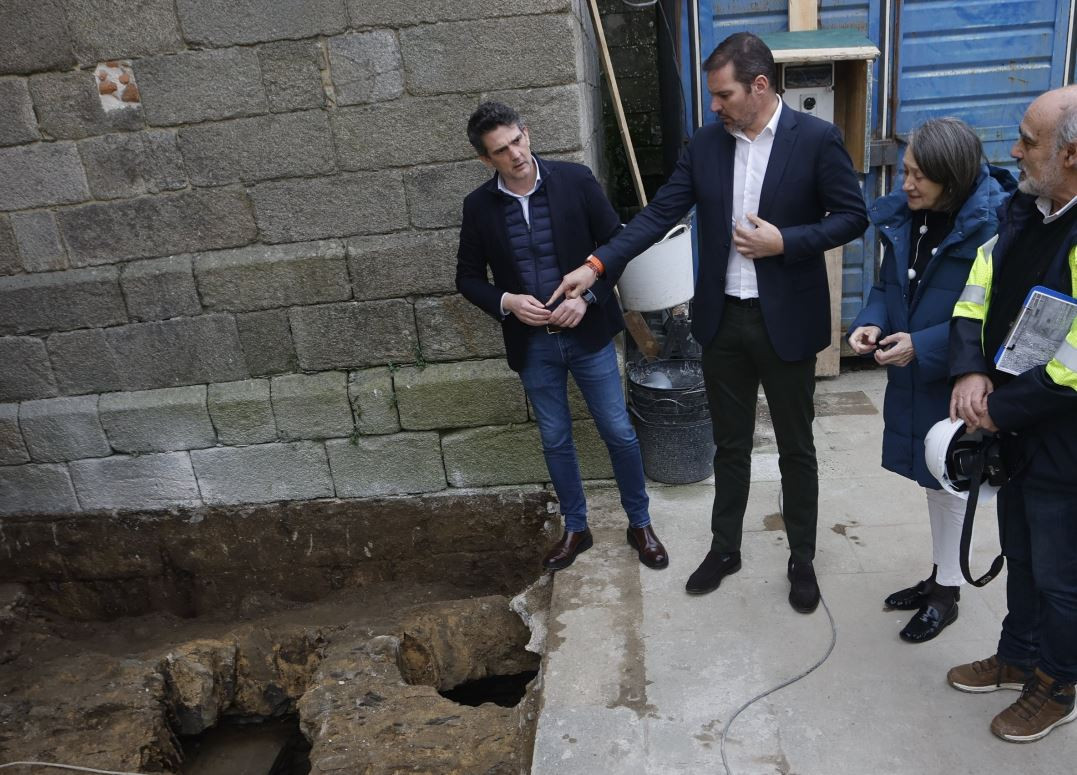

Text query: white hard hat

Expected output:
[924,418,1001,502]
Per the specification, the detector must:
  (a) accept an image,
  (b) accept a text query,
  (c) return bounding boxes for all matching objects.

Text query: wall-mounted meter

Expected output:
[780,62,835,123]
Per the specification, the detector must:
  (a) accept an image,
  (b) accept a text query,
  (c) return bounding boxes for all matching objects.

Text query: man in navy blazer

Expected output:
[551,33,868,612]
[456,101,669,573]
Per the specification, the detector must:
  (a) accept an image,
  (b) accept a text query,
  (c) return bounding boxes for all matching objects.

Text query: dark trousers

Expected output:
[701,302,818,562]
[996,476,1077,684]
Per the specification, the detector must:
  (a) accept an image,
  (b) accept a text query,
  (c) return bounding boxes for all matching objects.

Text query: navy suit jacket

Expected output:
[456,157,626,372]
[594,104,869,361]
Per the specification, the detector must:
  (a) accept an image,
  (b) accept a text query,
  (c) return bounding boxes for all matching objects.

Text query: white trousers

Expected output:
[926,486,968,587]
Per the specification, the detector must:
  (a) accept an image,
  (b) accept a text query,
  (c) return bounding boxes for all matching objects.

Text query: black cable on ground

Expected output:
[718,489,840,775]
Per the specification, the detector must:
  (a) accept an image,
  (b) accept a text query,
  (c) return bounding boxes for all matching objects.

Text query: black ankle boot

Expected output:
[899,584,959,643]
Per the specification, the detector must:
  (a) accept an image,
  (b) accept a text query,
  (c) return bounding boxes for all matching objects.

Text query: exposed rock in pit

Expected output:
[0,586,548,774]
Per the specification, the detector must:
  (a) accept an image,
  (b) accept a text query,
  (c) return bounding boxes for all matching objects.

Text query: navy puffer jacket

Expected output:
[849,164,1015,487]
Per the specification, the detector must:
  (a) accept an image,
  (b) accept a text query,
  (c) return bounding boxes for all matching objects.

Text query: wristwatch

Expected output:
[582,289,597,305]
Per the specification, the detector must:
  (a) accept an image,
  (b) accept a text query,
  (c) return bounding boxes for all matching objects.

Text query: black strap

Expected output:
[959,447,1005,587]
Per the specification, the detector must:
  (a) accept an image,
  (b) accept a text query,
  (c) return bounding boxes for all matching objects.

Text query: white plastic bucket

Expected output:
[616,224,694,311]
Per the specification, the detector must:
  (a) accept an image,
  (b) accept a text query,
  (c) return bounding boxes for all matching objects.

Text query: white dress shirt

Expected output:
[725,97,783,299]
[1038,193,1077,223]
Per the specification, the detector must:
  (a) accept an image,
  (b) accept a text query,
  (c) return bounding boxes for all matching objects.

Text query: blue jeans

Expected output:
[996,477,1077,684]
[518,334,650,532]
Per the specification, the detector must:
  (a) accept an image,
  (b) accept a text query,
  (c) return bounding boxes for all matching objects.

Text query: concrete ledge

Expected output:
[99,385,216,453]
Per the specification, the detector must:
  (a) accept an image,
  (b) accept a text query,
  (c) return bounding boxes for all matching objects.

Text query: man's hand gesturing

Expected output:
[547,261,599,307]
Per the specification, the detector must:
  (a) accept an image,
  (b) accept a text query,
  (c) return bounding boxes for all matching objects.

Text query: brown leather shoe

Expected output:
[626,525,669,569]
[542,529,593,571]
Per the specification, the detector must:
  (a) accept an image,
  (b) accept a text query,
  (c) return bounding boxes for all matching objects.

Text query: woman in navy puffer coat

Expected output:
[848,118,1015,643]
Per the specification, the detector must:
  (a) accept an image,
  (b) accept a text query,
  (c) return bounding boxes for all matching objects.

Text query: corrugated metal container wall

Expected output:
[893,0,1073,164]
[680,0,1075,329]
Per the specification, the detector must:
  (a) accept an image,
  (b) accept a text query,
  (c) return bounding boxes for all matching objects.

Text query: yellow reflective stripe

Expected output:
[1070,244,1077,299]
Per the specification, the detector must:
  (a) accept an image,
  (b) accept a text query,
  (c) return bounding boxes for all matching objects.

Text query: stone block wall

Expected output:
[0,0,619,515]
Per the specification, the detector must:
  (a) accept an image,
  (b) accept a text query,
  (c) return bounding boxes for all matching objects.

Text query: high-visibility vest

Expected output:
[954,237,1077,391]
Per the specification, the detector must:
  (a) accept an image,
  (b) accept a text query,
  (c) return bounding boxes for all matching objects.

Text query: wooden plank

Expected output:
[788,0,818,32]
[586,0,646,207]
[622,309,661,359]
[761,30,880,63]
[816,246,844,377]
[834,59,870,172]
[585,0,659,357]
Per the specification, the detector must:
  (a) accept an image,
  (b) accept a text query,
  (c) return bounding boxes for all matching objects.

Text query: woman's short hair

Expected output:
[908,117,984,213]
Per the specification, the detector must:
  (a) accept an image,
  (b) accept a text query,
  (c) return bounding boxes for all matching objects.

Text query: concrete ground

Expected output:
[531,367,1074,775]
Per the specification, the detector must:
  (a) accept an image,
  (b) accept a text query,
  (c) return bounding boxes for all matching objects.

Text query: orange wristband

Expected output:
[585,256,604,276]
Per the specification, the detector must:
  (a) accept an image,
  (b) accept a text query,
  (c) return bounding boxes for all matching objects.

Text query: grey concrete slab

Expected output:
[533,368,1075,775]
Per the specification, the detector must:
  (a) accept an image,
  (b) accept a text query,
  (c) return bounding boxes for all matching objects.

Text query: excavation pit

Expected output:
[439,670,539,708]
[178,716,311,775]
[0,490,555,774]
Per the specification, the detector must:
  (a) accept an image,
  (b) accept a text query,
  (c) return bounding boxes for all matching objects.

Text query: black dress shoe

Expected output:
[685,550,741,594]
[885,579,960,610]
[900,598,959,643]
[884,579,931,610]
[542,530,593,571]
[788,558,820,614]
[626,525,669,569]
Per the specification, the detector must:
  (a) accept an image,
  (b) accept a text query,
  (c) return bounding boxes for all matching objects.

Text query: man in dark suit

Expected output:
[456,101,669,572]
[550,33,868,612]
